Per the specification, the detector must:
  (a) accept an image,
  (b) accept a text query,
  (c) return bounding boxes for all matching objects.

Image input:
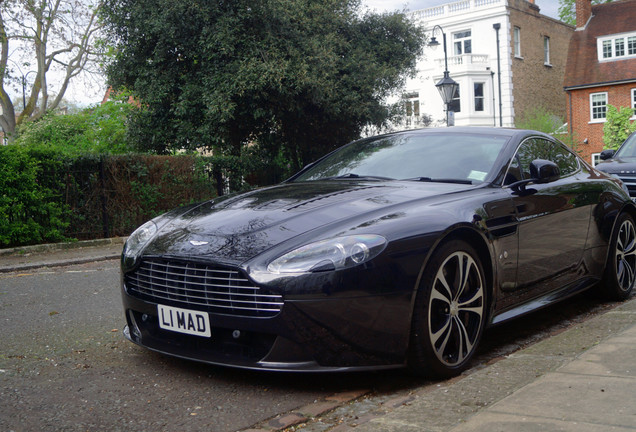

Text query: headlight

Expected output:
[267,235,387,274]
[123,220,158,260]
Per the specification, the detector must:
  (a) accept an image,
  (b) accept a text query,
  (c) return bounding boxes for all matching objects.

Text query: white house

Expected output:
[402,0,572,129]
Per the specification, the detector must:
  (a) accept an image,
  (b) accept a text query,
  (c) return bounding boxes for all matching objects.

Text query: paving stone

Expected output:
[449,412,635,432]
[297,400,341,418]
[267,413,307,430]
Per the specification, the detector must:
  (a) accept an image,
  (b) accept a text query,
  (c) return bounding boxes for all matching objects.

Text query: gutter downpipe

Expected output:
[493,23,503,127]
[568,90,573,135]
[491,70,496,126]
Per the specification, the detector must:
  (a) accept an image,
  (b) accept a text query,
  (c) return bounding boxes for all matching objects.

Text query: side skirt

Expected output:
[489,277,600,326]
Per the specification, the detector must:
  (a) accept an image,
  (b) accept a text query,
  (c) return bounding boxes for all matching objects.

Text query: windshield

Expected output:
[615,133,636,160]
[293,133,509,184]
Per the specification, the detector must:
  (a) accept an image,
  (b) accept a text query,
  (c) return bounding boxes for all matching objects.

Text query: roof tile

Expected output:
[564,0,636,89]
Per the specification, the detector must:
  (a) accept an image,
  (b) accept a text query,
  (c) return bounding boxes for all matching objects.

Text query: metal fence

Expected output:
[58,155,220,240]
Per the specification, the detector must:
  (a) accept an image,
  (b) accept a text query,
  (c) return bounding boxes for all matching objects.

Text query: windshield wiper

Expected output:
[324,173,394,181]
[404,177,473,185]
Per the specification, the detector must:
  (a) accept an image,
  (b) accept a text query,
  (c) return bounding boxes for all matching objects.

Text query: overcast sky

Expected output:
[362,0,560,19]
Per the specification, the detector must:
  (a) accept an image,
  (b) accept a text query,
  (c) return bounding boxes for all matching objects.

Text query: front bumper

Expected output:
[121,286,412,372]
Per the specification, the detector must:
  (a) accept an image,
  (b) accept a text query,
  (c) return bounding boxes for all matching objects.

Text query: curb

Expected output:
[0,237,127,258]
[240,390,370,432]
[0,237,127,273]
[0,252,123,274]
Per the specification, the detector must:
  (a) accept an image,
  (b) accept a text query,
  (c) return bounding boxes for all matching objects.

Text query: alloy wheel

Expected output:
[428,251,485,367]
[616,218,636,291]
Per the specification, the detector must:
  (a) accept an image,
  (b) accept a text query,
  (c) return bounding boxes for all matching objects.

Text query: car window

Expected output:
[504,156,522,185]
[505,138,579,184]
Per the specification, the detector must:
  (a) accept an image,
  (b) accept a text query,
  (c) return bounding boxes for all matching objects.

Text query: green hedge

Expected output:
[0,146,69,246]
[0,146,257,248]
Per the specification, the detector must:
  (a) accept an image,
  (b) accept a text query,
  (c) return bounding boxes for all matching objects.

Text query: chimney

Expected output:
[527,0,539,13]
[576,0,592,28]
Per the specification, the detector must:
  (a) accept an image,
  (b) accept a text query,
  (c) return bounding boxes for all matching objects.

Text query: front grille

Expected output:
[616,173,636,198]
[125,259,283,318]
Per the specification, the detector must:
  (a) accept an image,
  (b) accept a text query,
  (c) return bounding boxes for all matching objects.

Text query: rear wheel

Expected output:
[600,212,636,300]
[408,240,487,378]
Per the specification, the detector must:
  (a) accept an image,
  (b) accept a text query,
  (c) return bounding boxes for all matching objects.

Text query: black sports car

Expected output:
[121,127,636,378]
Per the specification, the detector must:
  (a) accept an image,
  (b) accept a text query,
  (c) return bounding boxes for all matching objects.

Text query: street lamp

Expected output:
[428,25,458,126]
[22,71,38,111]
[7,59,37,112]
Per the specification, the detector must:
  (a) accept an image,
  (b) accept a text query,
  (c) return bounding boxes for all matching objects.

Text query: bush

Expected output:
[0,148,257,246]
[102,155,220,235]
[515,106,564,134]
[0,146,70,247]
[2,98,270,246]
[13,101,135,155]
[515,106,581,152]
[603,105,636,150]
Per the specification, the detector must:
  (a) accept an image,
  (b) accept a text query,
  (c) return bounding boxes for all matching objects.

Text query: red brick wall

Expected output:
[568,83,636,162]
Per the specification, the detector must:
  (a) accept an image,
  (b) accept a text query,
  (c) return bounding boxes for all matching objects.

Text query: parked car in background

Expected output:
[120,127,636,378]
[597,131,636,199]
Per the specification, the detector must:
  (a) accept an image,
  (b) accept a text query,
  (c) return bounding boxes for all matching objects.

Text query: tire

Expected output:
[408,239,487,378]
[600,212,636,301]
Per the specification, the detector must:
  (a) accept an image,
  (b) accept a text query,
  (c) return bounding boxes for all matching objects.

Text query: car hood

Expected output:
[141,180,471,264]
[596,158,636,174]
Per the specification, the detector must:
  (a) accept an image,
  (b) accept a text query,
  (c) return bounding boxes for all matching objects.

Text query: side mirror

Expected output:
[600,149,616,161]
[530,159,560,184]
[509,159,560,194]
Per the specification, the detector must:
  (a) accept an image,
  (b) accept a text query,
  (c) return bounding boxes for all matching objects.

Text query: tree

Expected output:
[101,0,424,173]
[603,105,636,150]
[0,0,105,140]
[558,0,614,26]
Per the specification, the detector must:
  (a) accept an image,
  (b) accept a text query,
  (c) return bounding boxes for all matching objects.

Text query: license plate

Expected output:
[157,304,211,338]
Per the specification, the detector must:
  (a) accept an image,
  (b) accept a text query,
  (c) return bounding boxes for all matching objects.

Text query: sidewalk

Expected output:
[242,294,635,432]
[0,237,125,273]
[334,296,636,432]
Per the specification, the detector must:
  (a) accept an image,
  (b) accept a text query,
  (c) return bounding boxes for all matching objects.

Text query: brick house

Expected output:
[402,0,573,128]
[564,0,636,165]
[508,0,574,128]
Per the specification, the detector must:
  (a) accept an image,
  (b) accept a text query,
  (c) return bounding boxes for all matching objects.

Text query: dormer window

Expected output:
[598,32,636,61]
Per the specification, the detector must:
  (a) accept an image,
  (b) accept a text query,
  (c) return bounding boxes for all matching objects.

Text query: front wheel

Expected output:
[600,212,636,300]
[408,240,487,378]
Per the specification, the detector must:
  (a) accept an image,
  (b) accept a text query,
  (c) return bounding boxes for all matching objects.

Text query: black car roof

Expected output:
[381,126,541,140]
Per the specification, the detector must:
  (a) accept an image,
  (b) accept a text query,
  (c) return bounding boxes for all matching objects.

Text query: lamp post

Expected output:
[21,71,38,112]
[428,25,458,127]
[8,59,37,112]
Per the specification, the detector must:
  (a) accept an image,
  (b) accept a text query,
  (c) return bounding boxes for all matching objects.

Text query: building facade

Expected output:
[402,0,572,129]
[564,0,636,165]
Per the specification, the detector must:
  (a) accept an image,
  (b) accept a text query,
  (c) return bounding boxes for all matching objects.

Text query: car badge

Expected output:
[189,240,209,246]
